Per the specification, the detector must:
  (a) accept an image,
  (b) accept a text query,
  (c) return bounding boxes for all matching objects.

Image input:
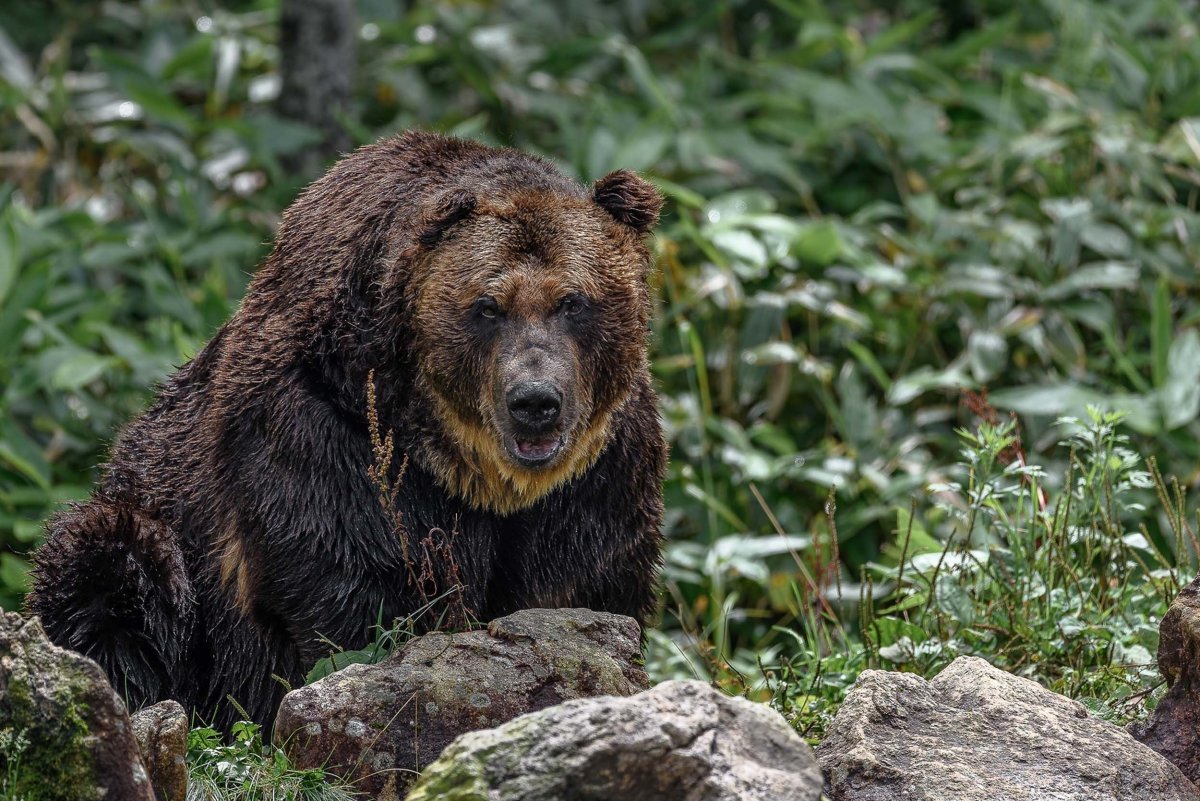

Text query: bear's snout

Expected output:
[502,375,569,468]
[507,381,562,432]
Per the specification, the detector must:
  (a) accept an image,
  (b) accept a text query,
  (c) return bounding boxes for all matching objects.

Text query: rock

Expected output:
[1130,574,1200,782]
[275,608,650,799]
[131,700,188,801]
[818,655,1200,801]
[0,611,155,800]
[405,679,823,801]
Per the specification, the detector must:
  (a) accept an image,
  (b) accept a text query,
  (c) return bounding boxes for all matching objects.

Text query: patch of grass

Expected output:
[186,721,357,801]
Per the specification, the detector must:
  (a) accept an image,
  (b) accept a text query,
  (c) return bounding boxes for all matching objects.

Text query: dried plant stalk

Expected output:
[365,370,472,629]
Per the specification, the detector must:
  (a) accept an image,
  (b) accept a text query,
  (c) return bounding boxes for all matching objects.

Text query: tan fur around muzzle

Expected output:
[425,393,617,514]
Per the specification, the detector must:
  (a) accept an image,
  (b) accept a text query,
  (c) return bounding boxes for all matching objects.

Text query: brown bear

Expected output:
[26,131,666,729]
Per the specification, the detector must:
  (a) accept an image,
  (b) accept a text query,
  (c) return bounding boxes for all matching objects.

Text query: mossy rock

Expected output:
[0,611,154,801]
[275,608,649,799]
[405,680,823,801]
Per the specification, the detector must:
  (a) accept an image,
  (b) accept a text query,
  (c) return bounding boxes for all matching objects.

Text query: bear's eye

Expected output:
[474,296,501,320]
[557,294,587,317]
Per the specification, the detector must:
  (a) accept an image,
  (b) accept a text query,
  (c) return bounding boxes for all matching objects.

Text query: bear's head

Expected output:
[407,168,662,514]
[239,133,662,515]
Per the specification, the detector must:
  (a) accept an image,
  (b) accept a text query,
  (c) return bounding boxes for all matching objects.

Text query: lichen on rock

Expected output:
[274,607,650,799]
[0,611,154,801]
[818,655,1200,801]
[404,679,823,801]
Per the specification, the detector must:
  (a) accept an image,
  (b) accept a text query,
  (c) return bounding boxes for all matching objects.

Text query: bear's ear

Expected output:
[593,170,663,234]
[418,189,478,248]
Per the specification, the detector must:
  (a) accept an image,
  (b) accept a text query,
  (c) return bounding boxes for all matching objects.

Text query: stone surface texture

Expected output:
[404,678,823,801]
[1129,573,1200,783]
[818,655,1200,801]
[131,700,188,801]
[274,607,649,799]
[0,610,155,800]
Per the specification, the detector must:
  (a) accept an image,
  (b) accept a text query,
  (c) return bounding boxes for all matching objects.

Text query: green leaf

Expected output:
[887,363,972,405]
[653,178,705,209]
[863,9,937,56]
[124,80,196,132]
[50,352,116,391]
[244,115,323,160]
[1042,198,1091,270]
[613,128,670,172]
[682,481,747,532]
[1043,262,1139,300]
[991,384,1160,433]
[11,519,44,543]
[711,229,768,270]
[0,419,50,490]
[1162,330,1200,429]
[933,571,977,623]
[1160,118,1200,166]
[846,340,892,392]
[0,553,29,595]
[703,190,776,224]
[304,646,383,685]
[967,330,1008,382]
[1151,279,1171,388]
[742,341,801,366]
[989,382,1104,417]
[0,212,15,308]
[791,221,843,266]
[181,231,264,268]
[1081,223,1131,259]
[892,507,941,556]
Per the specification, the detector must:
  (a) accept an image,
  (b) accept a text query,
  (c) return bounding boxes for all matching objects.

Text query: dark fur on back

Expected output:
[26,132,666,729]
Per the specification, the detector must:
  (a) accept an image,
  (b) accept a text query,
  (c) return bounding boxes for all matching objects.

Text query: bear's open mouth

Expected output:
[508,434,564,467]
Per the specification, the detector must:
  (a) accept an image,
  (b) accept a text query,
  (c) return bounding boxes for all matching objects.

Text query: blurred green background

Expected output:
[2,0,1200,734]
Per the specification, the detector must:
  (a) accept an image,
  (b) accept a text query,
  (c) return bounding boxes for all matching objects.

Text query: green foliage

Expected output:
[2,0,1199,756]
[684,408,1195,741]
[187,721,357,801]
[648,0,1200,675]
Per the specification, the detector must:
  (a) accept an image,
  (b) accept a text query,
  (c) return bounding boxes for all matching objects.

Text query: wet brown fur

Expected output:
[27,131,667,729]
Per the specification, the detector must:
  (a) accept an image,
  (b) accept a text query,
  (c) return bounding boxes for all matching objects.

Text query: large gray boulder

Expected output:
[1129,573,1200,781]
[275,608,650,799]
[818,655,1200,801]
[404,679,823,801]
[0,611,155,800]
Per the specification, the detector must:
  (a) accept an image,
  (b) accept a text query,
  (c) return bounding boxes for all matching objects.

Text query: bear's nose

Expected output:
[506,381,562,431]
